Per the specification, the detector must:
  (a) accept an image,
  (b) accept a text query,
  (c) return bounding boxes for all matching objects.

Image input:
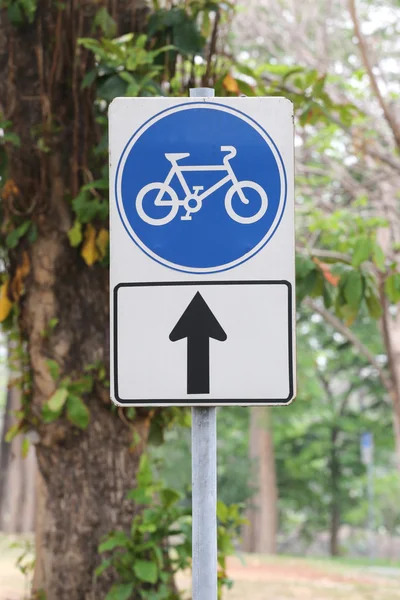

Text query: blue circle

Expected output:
[116,103,287,273]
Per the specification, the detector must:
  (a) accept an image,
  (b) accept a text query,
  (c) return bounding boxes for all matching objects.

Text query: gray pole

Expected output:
[190,86,218,600]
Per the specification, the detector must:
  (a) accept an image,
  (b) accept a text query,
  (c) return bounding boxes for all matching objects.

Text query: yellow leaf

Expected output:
[0,280,13,322]
[223,73,239,94]
[10,252,30,301]
[81,224,99,266]
[1,179,19,201]
[96,228,109,259]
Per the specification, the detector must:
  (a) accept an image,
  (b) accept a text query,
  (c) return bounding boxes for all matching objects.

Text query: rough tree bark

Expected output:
[0,1,155,598]
[329,427,340,557]
[242,407,277,554]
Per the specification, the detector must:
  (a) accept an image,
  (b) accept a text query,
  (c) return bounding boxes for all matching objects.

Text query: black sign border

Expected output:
[113,280,294,406]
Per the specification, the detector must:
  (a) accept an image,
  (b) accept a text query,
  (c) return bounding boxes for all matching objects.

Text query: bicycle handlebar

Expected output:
[220,146,237,160]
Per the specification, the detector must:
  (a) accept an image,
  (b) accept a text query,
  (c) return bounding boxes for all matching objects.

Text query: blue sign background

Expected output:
[117,104,286,273]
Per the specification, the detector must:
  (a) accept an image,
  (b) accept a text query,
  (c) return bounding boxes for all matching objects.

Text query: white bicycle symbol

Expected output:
[136,146,268,226]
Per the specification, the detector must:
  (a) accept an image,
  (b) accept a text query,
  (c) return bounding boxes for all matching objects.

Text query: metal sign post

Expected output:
[190,87,218,600]
[192,406,217,599]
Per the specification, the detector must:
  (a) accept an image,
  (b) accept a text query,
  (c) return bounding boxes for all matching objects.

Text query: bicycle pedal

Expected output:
[192,186,204,192]
[181,214,192,221]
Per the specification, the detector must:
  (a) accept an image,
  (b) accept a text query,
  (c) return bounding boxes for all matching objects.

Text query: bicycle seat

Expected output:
[165,153,190,162]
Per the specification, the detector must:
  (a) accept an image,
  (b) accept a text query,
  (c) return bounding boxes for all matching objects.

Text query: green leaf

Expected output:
[352,237,372,267]
[5,423,20,442]
[42,404,62,423]
[97,74,127,103]
[66,394,90,429]
[3,132,21,147]
[372,242,385,271]
[236,79,256,97]
[72,190,108,223]
[323,282,333,308]
[385,273,400,303]
[94,558,112,578]
[27,223,38,243]
[127,487,151,504]
[105,583,134,600]
[7,3,23,25]
[217,500,228,523]
[99,531,130,553]
[295,255,315,279]
[22,437,30,458]
[160,488,181,508]
[68,220,83,247]
[133,559,158,584]
[148,419,164,446]
[343,271,363,311]
[6,221,31,249]
[365,291,383,319]
[47,388,68,412]
[81,69,97,89]
[81,179,109,191]
[94,7,117,38]
[173,20,204,55]
[46,359,60,381]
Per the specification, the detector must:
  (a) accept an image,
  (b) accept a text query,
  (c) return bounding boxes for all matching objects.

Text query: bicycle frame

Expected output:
[154,155,247,207]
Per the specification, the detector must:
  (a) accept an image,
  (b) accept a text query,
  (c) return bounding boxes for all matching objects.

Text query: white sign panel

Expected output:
[109,97,296,406]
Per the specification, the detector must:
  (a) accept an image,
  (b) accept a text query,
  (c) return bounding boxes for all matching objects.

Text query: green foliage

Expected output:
[150,407,253,509]
[9,538,35,595]
[98,454,242,599]
[72,184,109,224]
[42,365,95,429]
[148,7,205,56]
[5,221,30,248]
[232,62,360,128]
[295,203,392,322]
[66,394,90,429]
[274,307,392,544]
[385,273,400,304]
[79,33,171,100]
[0,116,20,147]
[1,0,37,26]
[0,116,20,187]
[93,6,117,38]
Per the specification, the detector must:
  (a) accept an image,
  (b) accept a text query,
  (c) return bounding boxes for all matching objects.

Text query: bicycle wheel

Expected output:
[136,183,179,226]
[225,181,268,224]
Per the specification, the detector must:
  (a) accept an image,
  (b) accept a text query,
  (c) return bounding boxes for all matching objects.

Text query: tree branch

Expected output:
[348,0,400,151]
[304,297,392,394]
[296,246,352,264]
[262,73,400,174]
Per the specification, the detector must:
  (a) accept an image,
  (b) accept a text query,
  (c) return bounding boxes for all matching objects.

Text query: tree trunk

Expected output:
[377,179,400,471]
[0,388,13,521]
[242,407,277,554]
[32,408,151,599]
[329,427,341,557]
[0,384,37,533]
[0,2,154,598]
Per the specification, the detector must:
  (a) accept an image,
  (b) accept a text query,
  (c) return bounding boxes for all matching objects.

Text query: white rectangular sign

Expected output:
[109,97,296,406]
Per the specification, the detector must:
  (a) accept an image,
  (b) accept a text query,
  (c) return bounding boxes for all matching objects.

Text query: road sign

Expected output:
[361,432,374,465]
[110,96,296,406]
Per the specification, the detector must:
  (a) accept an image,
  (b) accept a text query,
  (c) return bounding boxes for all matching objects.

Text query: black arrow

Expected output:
[169,292,227,394]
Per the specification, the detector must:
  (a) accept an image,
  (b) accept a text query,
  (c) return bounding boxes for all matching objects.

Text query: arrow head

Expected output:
[169,292,227,342]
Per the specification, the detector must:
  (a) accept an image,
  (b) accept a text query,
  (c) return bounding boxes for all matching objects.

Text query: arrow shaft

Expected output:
[187,336,210,394]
